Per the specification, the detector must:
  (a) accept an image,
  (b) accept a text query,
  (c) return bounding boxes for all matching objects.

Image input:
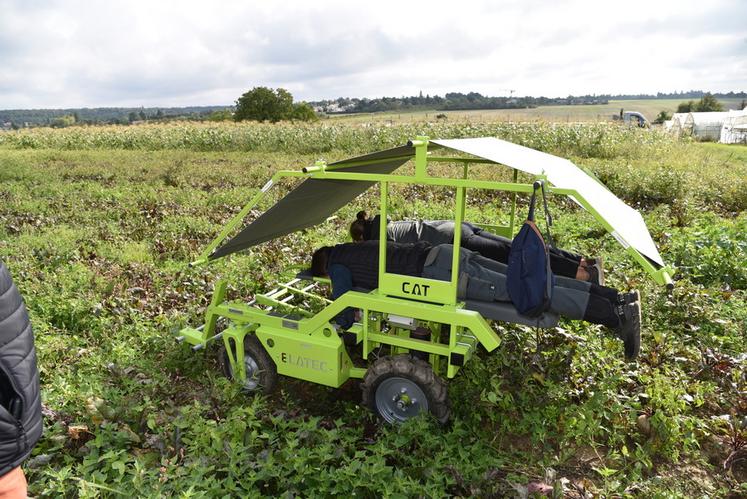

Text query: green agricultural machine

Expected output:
[178,136,672,423]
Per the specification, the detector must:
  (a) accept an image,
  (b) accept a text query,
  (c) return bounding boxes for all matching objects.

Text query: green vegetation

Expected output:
[234,87,317,123]
[677,93,726,114]
[653,110,672,124]
[0,123,745,496]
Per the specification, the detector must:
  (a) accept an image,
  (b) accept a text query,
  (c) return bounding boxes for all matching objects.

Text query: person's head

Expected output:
[349,210,368,242]
[311,246,331,276]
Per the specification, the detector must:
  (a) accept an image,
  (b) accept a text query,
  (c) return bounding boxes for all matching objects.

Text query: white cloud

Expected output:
[0,0,744,108]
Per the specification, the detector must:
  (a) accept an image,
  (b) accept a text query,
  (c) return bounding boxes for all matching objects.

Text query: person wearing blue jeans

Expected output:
[311,241,641,359]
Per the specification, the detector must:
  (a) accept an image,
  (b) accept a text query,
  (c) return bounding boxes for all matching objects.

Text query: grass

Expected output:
[0,123,745,497]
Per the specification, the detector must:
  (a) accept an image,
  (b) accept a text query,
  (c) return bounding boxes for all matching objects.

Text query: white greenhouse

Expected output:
[683,112,729,141]
[720,108,747,144]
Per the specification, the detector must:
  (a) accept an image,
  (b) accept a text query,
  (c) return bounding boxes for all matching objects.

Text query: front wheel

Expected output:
[219,335,277,394]
[361,355,449,424]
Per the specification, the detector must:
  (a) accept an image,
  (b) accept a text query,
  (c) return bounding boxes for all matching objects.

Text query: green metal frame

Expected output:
[179,136,673,388]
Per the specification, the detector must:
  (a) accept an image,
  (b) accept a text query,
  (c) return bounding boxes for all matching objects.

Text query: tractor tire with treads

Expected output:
[361,354,449,424]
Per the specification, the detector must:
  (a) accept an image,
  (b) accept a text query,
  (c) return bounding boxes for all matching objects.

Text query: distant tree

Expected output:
[207,110,233,121]
[693,93,724,112]
[291,102,318,122]
[156,109,164,119]
[50,115,76,128]
[234,86,294,122]
[653,110,672,124]
[676,100,694,113]
[740,99,746,110]
[139,110,147,121]
[128,111,138,123]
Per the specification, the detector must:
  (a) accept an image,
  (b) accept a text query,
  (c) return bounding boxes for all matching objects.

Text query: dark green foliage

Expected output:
[669,214,747,289]
[234,87,294,123]
[694,93,724,112]
[677,101,694,113]
[291,102,318,122]
[653,110,672,124]
[207,110,233,122]
[677,94,725,114]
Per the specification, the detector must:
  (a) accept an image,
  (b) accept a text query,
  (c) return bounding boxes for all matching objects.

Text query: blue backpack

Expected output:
[507,181,555,317]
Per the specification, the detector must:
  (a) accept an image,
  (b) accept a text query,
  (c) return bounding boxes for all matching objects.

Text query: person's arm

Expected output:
[328,264,356,330]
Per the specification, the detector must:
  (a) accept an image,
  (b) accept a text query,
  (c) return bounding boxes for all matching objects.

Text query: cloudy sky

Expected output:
[1,0,745,109]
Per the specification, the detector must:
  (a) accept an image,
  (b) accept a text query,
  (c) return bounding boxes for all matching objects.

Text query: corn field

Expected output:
[0,121,677,159]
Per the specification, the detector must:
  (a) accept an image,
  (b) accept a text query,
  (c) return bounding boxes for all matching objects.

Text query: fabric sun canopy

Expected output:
[209,145,413,260]
[209,137,664,269]
[431,138,664,267]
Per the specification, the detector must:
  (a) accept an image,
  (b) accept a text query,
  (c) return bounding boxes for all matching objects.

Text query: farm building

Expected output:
[719,108,747,144]
[683,112,729,141]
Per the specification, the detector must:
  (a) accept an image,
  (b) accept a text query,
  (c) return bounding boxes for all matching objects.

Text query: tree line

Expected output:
[0,106,231,129]
[3,89,745,129]
[308,90,746,115]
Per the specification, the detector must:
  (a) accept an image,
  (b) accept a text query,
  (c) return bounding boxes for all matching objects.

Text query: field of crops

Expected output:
[0,121,745,497]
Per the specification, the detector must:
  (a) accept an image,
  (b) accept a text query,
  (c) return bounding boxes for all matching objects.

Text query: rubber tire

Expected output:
[219,335,277,394]
[361,354,450,424]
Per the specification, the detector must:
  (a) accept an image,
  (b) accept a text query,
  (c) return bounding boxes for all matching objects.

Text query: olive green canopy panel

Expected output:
[207,145,416,260]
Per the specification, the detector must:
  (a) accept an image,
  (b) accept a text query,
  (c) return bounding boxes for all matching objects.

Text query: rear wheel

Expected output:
[219,335,277,394]
[361,355,449,424]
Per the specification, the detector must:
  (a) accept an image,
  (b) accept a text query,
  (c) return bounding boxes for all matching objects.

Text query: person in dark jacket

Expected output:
[0,260,42,497]
[311,241,641,359]
[350,211,605,285]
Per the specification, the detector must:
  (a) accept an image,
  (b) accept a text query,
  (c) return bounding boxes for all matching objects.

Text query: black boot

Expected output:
[616,302,641,360]
[617,290,640,306]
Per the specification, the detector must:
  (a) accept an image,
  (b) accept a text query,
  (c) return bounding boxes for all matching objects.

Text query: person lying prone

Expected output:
[350,211,604,285]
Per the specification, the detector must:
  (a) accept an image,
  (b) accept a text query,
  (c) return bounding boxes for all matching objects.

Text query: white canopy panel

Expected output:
[432,137,665,267]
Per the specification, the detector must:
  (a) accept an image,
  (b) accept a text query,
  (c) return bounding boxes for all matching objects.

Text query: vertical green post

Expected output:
[509,169,519,236]
[449,186,466,304]
[412,136,429,178]
[378,182,388,280]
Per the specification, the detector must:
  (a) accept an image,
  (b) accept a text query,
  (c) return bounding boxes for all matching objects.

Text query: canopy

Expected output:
[209,137,664,268]
[432,138,664,267]
[209,145,413,259]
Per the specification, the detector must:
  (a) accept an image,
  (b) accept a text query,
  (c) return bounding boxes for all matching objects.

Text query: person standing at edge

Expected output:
[0,260,42,498]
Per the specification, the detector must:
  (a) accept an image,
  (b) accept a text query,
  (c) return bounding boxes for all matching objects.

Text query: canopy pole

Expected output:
[450,186,466,295]
[409,136,429,178]
[509,169,519,236]
[378,181,389,280]
[192,172,283,266]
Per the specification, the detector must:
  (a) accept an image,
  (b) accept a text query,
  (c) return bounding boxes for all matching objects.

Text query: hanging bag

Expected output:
[506,180,555,317]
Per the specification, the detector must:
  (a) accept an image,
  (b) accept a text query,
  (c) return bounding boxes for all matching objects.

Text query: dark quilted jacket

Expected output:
[0,261,42,476]
[328,240,432,290]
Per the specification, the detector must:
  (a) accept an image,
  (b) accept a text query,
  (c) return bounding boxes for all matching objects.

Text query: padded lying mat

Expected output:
[295,269,559,328]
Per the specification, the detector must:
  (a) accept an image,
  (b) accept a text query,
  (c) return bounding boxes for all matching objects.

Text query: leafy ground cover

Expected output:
[0,123,745,497]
